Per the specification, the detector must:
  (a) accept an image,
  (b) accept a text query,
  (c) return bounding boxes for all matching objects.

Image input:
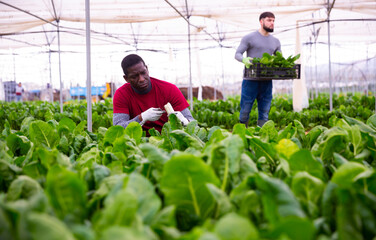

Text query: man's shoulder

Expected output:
[243,31,259,39]
[269,34,280,41]
[117,83,131,91]
[151,77,177,89]
[114,83,132,99]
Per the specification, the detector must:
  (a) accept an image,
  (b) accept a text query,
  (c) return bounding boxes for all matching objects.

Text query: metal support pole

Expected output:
[48,50,53,103]
[57,20,63,112]
[85,0,92,132]
[185,0,193,111]
[327,0,333,111]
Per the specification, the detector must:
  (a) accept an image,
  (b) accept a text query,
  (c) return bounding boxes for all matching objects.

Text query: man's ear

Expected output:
[123,75,130,83]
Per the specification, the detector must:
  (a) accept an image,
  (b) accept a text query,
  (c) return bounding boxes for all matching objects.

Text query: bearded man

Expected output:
[235,11,281,127]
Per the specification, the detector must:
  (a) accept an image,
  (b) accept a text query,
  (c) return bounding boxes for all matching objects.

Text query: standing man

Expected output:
[15,82,23,102]
[113,54,194,133]
[235,12,281,127]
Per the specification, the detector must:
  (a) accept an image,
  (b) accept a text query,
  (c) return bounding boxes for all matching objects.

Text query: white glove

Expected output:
[170,111,189,126]
[140,107,164,125]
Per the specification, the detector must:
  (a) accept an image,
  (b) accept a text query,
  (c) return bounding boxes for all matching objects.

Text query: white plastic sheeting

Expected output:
[0,0,375,101]
[1,0,375,49]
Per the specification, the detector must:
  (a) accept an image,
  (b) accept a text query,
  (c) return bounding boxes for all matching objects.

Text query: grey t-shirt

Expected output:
[235,31,281,62]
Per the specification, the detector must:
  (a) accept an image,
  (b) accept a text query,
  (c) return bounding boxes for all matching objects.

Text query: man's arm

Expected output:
[181,107,194,122]
[235,35,249,62]
[113,113,141,129]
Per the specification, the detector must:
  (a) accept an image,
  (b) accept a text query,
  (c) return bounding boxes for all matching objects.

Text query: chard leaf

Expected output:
[207,126,223,142]
[0,159,22,186]
[46,165,87,223]
[331,162,368,188]
[288,149,325,180]
[336,189,363,240]
[29,120,59,149]
[88,174,126,211]
[267,216,315,240]
[37,147,71,169]
[169,113,182,130]
[229,179,261,222]
[27,213,75,240]
[207,135,244,192]
[139,143,169,181]
[321,182,338,226]
[344,115,376,138]
[20,116,34,136]
[58,117,76,132]
[6,134,31,157]
[255,173,306,225]
[333,152,349,167]
[103,125,125,146]
[305,125,326,149]
[311,127,348,161]
[239,153,258,178]
[260,120,278,143]
[125,121,142,145]
[366,113,376,129]
[206,183,234,218]
[232,123,248,148]
[291,172,325,217]
[75,147,102,170]
[275,139,300,160]
[94,189,138,230]
[247,137,276,166]
[160,153,220,230]
[124,173,161,225]
[185,120,199,135]
[348,125,363,156]
[214,213,258,240]
[73,120,87,135]
[169,130,204,151]
[6,175,42,201]
[150,205,177,229]
[277,123,294,142]
[100,226,153,240]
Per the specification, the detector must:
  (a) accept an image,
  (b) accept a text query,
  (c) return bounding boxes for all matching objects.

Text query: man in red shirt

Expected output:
[113,54,194,132]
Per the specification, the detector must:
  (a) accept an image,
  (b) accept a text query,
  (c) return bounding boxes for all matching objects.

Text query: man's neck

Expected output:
[132,80,152,95]
[258,29,269,36]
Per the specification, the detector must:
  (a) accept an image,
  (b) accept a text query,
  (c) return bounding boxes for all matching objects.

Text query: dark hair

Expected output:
[121,54,146,75]
[259,12,275,21]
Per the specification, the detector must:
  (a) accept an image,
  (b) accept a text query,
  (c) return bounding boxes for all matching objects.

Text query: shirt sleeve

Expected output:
[113,113,141,128]
[235,35,249,62]
[274,39,282,55]
[181,107,195,122]
[168,84,190,112]
[113,87,130,114]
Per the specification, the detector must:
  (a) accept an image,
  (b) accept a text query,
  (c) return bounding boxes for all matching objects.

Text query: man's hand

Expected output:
[140,107,165,125]
[170,111,189,126]
[242,57,253,69]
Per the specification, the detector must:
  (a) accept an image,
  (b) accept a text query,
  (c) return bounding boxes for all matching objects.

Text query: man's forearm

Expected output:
[181,108,195,122]
[113,113,141,128]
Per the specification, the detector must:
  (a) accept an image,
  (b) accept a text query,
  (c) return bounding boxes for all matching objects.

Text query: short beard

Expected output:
[263,25,274,33]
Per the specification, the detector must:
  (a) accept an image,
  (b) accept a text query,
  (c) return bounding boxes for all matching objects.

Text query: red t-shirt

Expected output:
[113,77,189,132]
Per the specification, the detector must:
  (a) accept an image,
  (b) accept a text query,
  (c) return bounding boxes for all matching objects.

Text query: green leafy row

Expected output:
[1,104,376,239]
[192,93,376,130]
[0,99,113,134]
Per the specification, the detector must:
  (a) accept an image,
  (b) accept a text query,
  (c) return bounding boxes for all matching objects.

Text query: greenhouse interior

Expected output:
[1,0,376,240]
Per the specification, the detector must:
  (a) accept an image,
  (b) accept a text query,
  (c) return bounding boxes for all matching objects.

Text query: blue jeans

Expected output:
[16,94,22,102]
[239,80,273,124]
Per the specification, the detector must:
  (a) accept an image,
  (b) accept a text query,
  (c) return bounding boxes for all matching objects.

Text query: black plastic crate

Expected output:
[243,63,301,80]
